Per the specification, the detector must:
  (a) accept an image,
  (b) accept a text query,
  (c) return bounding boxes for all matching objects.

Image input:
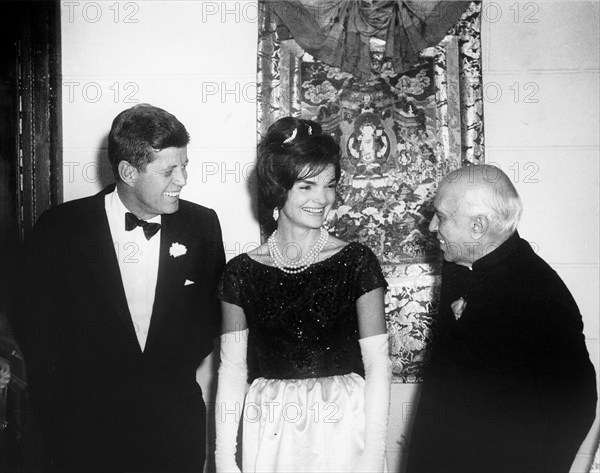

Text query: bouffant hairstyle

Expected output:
[256,117,341,234]
[108,103,190,180]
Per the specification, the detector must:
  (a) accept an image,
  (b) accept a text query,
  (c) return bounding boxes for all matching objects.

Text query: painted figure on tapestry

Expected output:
[215,117,391,472]
[348,112,389,177]
[406,164,597,473]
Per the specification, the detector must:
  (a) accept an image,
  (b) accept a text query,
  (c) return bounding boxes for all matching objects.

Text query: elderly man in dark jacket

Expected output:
[407,164,597,473]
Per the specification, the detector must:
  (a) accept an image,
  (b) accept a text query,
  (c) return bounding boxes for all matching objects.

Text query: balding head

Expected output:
[430,165,522,266]
[440,164,522,236]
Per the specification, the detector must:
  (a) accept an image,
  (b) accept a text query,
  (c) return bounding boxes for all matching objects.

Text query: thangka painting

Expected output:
[257,2,484,382]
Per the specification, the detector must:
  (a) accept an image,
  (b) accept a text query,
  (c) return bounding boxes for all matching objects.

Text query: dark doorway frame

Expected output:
[1,0,62,305]
[0,5,61,468]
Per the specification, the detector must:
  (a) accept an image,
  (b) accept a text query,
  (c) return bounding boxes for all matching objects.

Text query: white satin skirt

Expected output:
[242,373,365,472]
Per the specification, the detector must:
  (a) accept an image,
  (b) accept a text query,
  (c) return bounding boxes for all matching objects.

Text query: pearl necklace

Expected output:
[267,227,329,274]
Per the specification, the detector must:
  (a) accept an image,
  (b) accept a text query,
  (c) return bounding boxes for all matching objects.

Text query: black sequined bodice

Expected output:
[218,242,387,379]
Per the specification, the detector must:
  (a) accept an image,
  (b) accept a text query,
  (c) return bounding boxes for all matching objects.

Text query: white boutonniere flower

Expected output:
[451,297,467,320]
[169,242,187,258]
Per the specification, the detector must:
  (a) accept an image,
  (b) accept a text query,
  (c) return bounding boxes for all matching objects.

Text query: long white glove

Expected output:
[215,329,248,473]
[354,333,392,473]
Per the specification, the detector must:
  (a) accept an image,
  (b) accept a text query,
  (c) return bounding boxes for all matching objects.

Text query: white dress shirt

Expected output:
[105,189,161,351]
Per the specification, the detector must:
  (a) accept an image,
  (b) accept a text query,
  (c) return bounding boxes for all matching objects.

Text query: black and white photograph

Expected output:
[0,1,598,472]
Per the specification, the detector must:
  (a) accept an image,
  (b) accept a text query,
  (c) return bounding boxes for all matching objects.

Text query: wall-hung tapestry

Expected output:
[257,1,484,382]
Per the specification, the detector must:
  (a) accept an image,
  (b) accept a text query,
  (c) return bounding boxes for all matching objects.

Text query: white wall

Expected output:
[483,1,600,470]
[61,1,600,471]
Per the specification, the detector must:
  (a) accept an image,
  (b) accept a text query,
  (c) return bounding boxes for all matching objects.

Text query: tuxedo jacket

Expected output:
[18,185,225,473]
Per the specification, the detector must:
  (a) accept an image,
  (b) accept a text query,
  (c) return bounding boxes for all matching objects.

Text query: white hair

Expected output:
[443,164,523,236]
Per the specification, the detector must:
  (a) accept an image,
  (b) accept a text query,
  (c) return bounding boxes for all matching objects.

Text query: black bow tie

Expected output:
[125,212,161,240]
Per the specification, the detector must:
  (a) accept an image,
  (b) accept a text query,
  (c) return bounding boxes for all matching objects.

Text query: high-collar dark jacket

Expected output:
[17,185,225,473]
[407,232,597,473]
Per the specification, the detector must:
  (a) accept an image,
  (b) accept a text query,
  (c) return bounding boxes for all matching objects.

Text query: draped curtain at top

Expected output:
[268,0,472,79]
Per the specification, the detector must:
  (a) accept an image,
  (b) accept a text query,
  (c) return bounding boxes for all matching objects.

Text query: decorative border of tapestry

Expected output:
[257,2,484,382]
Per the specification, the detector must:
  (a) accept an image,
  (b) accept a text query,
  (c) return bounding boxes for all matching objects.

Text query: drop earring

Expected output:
[272,207,279,221]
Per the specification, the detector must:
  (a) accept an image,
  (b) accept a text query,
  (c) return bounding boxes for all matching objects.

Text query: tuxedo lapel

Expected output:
[145,211,187,352]
[85,189,141,354]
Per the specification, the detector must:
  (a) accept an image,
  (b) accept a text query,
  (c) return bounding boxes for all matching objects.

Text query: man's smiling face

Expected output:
[128,146,188,219]
[429,183,477,267]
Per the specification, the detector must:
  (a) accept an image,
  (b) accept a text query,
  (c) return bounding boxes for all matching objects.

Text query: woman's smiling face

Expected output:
[279,165,337,231]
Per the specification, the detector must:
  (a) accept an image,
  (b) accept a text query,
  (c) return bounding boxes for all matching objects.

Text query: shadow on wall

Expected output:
[245,160,260,234]
[93,134,116,190]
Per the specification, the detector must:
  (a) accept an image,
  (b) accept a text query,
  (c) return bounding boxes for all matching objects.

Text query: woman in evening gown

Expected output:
[215,117,391,473]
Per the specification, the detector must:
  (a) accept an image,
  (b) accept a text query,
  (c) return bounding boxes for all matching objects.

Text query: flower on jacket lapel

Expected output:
[169,242,187,258]
[451,297,467,320]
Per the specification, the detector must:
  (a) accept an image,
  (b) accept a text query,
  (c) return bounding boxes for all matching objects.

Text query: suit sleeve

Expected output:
[528,275,597,471]
[203,209,226,340]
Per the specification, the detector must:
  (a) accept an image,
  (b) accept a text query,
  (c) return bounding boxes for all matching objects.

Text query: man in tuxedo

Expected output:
[407,165,597,473]
[18,104,225,472]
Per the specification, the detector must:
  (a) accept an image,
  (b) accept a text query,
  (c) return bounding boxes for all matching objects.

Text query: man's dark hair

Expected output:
[108,103,190,180]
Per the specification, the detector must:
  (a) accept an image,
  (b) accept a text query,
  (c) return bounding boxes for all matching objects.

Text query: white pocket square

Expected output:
[184,279,195,286]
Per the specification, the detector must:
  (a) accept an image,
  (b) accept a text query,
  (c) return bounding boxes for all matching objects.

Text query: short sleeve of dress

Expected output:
[217,257,244,307]
[354,244,388,299]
